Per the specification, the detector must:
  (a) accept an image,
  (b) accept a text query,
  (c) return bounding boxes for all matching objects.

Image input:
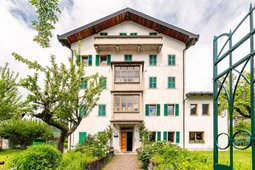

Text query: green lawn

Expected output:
[194,149,252,169]
[0,149,24,169]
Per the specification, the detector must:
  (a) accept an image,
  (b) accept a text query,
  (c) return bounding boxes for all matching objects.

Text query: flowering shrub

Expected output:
[138,141,211,170]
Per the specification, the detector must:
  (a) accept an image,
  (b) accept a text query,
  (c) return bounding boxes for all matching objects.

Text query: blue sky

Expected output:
[0,0,253,92]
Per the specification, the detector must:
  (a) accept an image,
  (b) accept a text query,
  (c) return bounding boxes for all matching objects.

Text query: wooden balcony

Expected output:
[94,35,163,53]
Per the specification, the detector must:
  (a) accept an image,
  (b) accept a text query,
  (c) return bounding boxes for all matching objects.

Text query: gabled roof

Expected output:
[57,8,199,49]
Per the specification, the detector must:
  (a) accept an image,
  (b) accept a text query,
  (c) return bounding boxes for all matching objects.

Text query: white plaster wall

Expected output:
[185,96,228,150]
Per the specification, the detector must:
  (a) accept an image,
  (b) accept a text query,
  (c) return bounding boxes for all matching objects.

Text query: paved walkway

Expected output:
[103,153,142,170]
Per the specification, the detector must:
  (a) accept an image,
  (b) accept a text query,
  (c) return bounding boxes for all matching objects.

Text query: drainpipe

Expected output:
[183,49,186,149]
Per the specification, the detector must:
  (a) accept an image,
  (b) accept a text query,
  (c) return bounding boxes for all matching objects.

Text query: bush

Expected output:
[57,151,95,170]
[9,145,62,170]
[0,119,53,148]
[138,141,212,170]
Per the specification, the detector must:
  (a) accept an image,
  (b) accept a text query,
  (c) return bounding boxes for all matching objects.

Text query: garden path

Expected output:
[103,153,142,170]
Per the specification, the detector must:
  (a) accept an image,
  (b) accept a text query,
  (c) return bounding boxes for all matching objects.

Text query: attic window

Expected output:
[120,33,127,36]
[149,32,157,35]
[100,32,108,36]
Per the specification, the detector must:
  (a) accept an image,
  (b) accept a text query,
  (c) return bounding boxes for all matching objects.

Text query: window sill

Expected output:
[189,141,205,144]
[114,82,140,84]
[113,111,140,113]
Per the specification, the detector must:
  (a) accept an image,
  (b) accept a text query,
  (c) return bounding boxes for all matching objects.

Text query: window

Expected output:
[149,105,156,115]
[96,55,111,66]
[114,95,140,112]
[168,77,175,88]
[99,77,107,89]
[100,32,108,36]
[168,55,176,66]
[189,132,204,143]
[81,55,88,66]
[149,132,156,142]
[98,105,106,116]
[149,77,157,88]
[190,104,197,115]
[120,32,127,36]
[146,104,160,116]
[80,78,87,89]
[149,55,157,66]
[124,55,132,61]
[202,104,209,115]
[164,132,175,142]
[164,104,174,116]
[130,32,137,36]
[149,32,157,35]
[114,66,140,83]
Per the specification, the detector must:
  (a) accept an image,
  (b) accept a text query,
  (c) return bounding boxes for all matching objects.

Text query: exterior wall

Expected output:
[185,95,228,150]
[68,21,225,152]
[0,138,9,149]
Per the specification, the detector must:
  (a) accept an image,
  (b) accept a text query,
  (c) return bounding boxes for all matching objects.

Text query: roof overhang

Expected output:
[57,8,199,49]
[186,91,213,97]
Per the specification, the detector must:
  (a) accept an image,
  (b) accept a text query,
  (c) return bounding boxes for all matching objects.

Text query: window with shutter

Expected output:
[107,55,111,66]
[96,55,100,66]
[149,77,157,88]
[88,55,92,66]
[168,77,176,88]
[168,55,176,66]
[157,131,161,141]
[163,131,167,140]
[156,104,160,116]
[98,105,106,116]
[124,55,132,61]
[149,55,157,66]
[176,131,180,144]
[99,77,106,89]
[175,104,179,116]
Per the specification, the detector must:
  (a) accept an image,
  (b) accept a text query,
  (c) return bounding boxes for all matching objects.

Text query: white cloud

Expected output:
[0,0,253,94]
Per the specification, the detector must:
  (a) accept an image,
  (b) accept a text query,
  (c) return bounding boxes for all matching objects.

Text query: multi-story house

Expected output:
[58,8,227,152]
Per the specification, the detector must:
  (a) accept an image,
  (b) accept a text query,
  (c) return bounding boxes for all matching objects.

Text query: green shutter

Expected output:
[176,131,180,144]
[98,105,101,116]
[168,77,175,88]
[88,55,92,66]
[80,105,85,116]
[80,78,87,89]
[163,131,167,141]
[157,131,161,141]
[76,55,81,66]
[107,55,111,66]
[145,104,149,116]
[96,55,100,66]
[156,104,160,116]
[100,77,106,89]
[101,105,106,116]
[79,132,87,144]
[175,104,179,116]
[164,104,168,116]
[149,32,157,35]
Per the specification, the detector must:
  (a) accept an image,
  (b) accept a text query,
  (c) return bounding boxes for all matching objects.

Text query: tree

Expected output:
[218,71,251,119]
[13,52,103,152]
[0,64,22,121]
[30,0,61,48]
[0,119,53,149]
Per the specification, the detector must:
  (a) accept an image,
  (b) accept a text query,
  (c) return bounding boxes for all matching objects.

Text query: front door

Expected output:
[121,132,127,152]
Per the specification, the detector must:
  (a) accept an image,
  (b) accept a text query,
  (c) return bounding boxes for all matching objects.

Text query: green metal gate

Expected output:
[213,4,255,170]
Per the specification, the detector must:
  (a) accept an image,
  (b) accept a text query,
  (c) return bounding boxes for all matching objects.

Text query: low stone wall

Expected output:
[86,151,114,170]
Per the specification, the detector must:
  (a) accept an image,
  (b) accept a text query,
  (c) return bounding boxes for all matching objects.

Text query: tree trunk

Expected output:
[57,130,67,153]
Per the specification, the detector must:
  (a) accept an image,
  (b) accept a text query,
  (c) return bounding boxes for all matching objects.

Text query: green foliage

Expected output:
[57,151,95,170]
[0,119,53,149]
[9,145,62,170]
[138,141,212,169]
[30,0,61,48]
[12,52,103,152]
[0,64,22,121]
[138,123,151,145]
[75,127,112,158]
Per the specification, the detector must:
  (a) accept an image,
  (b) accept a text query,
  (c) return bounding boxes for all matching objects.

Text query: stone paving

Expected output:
[103,153,142,170]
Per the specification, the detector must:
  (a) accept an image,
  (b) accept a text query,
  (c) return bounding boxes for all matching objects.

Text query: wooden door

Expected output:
[121,132,127,152]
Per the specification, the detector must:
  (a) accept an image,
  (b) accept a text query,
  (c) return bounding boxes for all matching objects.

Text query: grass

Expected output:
[0,149,24,169]
[194,148,252,169]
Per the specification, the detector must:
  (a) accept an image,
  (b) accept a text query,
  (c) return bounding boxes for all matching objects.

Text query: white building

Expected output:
[58,8,227,152]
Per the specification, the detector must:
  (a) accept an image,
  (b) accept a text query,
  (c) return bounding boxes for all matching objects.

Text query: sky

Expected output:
[0,0,253,93]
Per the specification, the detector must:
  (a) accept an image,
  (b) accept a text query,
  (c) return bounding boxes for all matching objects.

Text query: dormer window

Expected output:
[100,32,108,36]
[149,32,157,35]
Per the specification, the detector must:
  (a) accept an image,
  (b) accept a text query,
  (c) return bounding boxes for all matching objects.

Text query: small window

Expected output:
[124,55,132,62]
[149,132,156,142]
[189,132,204,143]
[98,105,106,116]
[130,32,137,36]
[168,55,176,66]
[120,33,127,36]
[149,32,157,35]
[100,32,108,36]
[167,105,175,116]
[100,56,107,66]
[81,55,88,66]
[168,77,175,88]
[190,104,197,115]
[149,55,157,66]
[149,105,156,116]
[99,77,107,89]
[149,77,157,89]
[168,132,175,142]
[202,104,209,115]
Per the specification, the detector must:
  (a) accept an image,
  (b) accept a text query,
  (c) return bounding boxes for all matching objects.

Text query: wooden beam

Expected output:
[137,45,141,53]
